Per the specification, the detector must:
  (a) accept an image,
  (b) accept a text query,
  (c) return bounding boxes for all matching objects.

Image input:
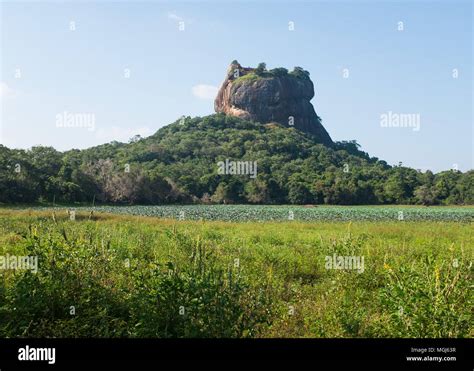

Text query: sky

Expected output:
[0,0,472,172]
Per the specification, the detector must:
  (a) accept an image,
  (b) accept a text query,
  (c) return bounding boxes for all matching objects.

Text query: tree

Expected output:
[245,179,270,203]
[290,66,310,79]
[414,185,437,206]
[0,113,471,206]
[255,62,267,76]
[383,175,406,203]
[211,179,244,204]
[454,171,474,204]
[433,171,460,204]
[288,181,313,204]
[83,159,115,202]
[268,67,288,77]
[129,134,142,143]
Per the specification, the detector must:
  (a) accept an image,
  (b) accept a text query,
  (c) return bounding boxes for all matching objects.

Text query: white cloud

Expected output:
[0,82,15,98]
[192,84,218,100]
[95,126,153,143]
[167,12,183,21]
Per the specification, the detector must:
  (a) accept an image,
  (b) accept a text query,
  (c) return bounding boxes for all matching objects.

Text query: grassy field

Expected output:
[0,208,472,338]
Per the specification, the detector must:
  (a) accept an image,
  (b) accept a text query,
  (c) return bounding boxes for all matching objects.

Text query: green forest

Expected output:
[0,114,472,206]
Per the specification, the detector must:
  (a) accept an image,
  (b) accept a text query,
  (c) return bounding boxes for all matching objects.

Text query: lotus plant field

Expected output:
[33,205,474,222]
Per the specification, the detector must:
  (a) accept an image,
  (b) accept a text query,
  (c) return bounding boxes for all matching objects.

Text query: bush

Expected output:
[0,220,273,338]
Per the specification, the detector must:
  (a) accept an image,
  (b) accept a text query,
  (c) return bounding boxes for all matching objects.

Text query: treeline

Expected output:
[0,114,472,205]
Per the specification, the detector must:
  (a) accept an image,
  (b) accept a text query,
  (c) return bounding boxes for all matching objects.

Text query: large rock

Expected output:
[214,62,333,145]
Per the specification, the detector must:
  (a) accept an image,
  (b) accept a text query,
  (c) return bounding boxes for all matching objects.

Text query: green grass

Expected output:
[233,72,263,87]
[0,209,472,338]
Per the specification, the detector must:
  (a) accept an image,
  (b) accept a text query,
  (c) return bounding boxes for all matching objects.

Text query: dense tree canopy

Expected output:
[0,114,472,205]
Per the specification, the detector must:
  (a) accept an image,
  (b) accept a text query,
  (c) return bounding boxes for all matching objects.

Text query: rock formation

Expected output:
[214,61,333,145]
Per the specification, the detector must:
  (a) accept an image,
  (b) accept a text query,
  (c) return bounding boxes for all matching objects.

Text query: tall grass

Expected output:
[0,210,472,338]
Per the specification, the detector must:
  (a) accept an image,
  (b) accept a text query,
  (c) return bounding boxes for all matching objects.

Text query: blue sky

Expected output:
[0,0,472,172]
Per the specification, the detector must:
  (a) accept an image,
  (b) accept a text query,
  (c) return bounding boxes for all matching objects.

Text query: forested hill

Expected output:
[0,114,472,205]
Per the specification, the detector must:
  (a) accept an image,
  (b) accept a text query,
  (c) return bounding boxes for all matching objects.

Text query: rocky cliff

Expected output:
[214,61,333,145]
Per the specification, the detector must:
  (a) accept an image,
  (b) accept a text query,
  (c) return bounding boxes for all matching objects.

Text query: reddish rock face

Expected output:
[214,62,333,146]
